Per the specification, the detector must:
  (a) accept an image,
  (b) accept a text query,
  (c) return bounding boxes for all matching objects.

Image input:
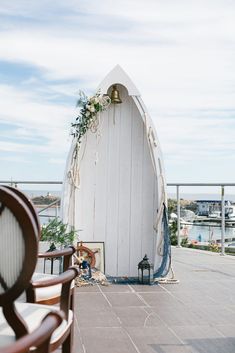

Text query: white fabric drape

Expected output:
[60,139,80,229]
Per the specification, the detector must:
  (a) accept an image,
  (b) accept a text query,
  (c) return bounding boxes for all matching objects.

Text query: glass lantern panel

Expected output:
[142,269,150,284]
[138,268,142,282]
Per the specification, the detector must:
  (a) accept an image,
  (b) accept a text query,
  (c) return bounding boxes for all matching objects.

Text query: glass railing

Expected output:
[167,183,235,255]
[1,180,235,255]
[0,180,62,224]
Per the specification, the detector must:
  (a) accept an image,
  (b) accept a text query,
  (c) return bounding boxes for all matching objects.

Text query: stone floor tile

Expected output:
[73,317,85,353]
[130,284,166,293]
[77,307,120,328]
[74,292,110,310]
[172,291,217,306]
[139,292,182,307]
[71,247,235,353]
[113,306,163,327]
[105,292,144,307]
[99,284,132,292]
[126,327,191,353]
[182,337,235,353]
[80,327,137,353]
[149,305,207,326]
[170,324,223,340]
[215,324,235,337]
[189,305,235,325]
[75,285,100,293]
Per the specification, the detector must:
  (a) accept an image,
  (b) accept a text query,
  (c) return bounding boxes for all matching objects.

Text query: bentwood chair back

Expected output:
[2,185,75,274]
[0,186,38,338]
[2,185,41,233]
[2,186,76,308]
[0,186,78,353]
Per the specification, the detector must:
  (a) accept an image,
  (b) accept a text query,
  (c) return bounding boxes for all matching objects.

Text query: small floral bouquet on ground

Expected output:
[71,90,111,144]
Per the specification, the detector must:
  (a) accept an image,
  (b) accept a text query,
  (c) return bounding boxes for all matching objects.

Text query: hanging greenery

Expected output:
[71,90,111,144]
[41,217,78,248]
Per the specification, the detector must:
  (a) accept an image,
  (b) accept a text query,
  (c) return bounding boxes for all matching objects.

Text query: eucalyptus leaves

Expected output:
[71,90,111,144]
[41,218,78,248]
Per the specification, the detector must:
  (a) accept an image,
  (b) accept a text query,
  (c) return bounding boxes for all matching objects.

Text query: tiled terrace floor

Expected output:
[73,247,235,353]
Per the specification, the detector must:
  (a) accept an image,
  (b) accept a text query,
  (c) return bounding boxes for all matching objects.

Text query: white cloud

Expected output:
[0,84,76,155]
[49,158,66,165]
[0,155,30,163]
[0,140,47,153]
[0,0,235,181]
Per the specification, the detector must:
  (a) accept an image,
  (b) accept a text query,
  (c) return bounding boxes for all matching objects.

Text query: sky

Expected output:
[0,0,235,195]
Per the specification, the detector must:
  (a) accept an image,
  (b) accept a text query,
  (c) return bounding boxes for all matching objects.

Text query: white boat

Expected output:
[61,65,170,280]
[226,205,235,221]
[207,205,235,222]
[208,211,221,219]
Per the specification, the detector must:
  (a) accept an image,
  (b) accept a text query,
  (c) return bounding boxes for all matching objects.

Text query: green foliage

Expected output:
[71,90,111,144]
[32,195,60,205]
[188,243,196,248]
[167,199,177,216]
[208,243,219,252]
[187,243,219,252]
[169,220,178,245]
[185,202,197,213]
[167,198,197,216]
[170,233,178,246]
[181,237,189,247]
[41,218,78,248]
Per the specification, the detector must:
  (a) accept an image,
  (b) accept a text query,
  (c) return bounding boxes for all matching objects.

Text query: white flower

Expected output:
[85,111,90,117]
[89,105,95,113]
[70,127,76,135]
[93,97,99,104]
[104,96,111,103]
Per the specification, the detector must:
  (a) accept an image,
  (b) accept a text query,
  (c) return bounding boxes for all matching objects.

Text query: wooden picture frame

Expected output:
[77,241,105,273]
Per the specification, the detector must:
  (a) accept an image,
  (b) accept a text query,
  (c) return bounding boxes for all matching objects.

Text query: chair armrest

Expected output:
[38,246,75,271]
[30,268,79,288]
[38,246,75,258]
[27,267,79,320]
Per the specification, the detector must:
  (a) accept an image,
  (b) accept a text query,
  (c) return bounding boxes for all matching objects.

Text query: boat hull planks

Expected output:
[62,66,170,278]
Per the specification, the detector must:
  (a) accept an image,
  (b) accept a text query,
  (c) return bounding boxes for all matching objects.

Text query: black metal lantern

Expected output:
[138,254,154,285]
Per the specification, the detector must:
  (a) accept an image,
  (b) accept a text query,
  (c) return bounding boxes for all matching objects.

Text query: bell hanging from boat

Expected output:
[110,84,122,104]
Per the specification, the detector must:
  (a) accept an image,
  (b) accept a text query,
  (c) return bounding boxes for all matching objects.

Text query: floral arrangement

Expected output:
[71,90,111,144]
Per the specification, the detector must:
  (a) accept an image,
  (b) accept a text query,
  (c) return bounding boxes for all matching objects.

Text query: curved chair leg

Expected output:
[62,331,72,353]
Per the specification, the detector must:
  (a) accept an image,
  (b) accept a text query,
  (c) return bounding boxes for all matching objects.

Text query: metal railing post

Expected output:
[221,185,225,256]
[177,185,181,247]
[37,199,61,214]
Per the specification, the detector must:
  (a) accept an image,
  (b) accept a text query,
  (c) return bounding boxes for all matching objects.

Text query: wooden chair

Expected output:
[0,186,78,353]
[0,311,63,353]
[2,186,77,306]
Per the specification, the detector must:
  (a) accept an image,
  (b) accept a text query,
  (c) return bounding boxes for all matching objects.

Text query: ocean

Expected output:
[36,206,60,225]
[186,223,235,243]
[21,188,235,241]
[23,189,61,198]
[21,189,61,224]
[168,193,235,202]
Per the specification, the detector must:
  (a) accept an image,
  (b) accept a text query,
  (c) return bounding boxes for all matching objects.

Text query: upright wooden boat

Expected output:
[62,65,170,280]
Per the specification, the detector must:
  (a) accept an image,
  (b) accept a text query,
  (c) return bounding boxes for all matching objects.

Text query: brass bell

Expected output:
[110,85,122,104]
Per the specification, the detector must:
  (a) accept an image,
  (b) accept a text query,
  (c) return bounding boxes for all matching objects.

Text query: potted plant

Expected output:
[40,217,78,249]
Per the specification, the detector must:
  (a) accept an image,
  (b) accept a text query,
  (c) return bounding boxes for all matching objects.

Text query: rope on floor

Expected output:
[154,265,180,284]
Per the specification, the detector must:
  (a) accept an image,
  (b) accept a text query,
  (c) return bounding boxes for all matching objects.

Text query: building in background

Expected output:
[196,200,231,217]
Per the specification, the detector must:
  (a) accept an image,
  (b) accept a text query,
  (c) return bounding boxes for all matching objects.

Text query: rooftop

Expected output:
[73,247,235,353]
